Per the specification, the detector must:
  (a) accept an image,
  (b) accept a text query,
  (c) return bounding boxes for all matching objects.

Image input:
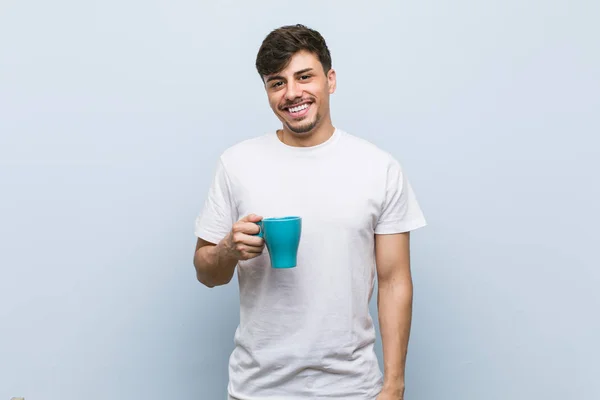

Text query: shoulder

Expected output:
[218,133,273,165]
[338,129,400,169]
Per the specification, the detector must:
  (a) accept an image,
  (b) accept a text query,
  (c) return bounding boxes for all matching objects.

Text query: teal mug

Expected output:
[254,216,302,268]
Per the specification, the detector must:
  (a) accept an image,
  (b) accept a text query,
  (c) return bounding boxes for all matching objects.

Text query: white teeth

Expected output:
[289,103,309,113]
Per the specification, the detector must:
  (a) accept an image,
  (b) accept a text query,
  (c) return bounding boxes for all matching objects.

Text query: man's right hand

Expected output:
[219,214,265,261]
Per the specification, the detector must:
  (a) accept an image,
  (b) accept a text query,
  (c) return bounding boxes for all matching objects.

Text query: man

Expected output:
[193,24,427,400]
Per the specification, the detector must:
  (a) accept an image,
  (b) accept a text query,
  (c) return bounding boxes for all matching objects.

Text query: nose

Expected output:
[285,80,302,101]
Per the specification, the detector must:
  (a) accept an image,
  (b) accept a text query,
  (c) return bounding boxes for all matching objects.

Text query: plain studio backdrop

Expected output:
[1,1,598,399]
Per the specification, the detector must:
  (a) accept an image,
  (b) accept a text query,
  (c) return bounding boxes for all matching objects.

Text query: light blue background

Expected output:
[1,1,598,399]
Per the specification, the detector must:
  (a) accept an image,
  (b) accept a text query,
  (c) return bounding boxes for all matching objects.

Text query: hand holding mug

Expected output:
[223,214,265,261]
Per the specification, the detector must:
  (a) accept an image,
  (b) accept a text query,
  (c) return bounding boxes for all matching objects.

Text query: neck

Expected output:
[279,118,335,148]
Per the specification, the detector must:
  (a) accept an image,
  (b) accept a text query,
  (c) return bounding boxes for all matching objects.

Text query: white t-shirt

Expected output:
[195,128,427,400]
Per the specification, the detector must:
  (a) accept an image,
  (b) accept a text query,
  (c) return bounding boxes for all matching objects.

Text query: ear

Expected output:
[327,68,337,94]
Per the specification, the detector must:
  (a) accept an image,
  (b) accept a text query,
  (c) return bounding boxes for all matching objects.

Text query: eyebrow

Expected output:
[265,68,315,83]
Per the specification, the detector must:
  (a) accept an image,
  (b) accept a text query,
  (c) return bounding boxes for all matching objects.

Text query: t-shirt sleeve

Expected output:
[194,157,237,244]
[374,158,427,234]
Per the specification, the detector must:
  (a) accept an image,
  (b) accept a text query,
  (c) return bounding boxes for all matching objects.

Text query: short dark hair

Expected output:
[255,24,332,80]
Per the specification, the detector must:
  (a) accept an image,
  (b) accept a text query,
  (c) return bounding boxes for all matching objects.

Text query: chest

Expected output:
[231,157,385,235]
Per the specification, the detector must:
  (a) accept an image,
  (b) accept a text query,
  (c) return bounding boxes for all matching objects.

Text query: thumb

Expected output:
[241,213,263,223]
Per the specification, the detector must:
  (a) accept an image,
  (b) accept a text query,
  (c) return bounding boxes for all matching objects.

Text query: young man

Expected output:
[193,24,427,400]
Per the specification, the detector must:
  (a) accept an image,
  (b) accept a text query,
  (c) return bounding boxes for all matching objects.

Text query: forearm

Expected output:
[377,278,413,392]
[194,239,238,287]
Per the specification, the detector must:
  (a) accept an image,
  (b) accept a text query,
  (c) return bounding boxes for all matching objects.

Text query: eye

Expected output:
[271,81,283,88]
[300,75,312,80]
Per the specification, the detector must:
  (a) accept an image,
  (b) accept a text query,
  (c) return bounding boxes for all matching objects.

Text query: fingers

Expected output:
[233,219,262,236]
[233,223,261,237]
[239,213,263,223]
[232,231,263,247]
[241,245,264,254]
[226,213,266,261]
[235,244,264,260]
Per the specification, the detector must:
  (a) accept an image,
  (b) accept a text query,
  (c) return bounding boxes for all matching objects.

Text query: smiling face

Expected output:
[263,50,336,137]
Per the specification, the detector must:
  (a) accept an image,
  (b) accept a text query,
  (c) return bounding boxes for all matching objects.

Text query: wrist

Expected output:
[382,377,405,392]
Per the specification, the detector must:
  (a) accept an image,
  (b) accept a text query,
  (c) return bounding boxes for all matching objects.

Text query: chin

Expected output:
[285,117,320,135]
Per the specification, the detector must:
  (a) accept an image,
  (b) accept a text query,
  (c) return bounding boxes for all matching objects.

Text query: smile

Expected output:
[285,102,312,118]
[289,103,309,113]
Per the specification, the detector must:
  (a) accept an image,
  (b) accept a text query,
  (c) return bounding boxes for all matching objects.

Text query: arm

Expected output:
[375,232,413,399]
[193,213,264,288]
[193,237,238,288]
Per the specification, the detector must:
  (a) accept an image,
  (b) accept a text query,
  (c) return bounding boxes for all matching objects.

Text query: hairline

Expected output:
[258,49,331,84]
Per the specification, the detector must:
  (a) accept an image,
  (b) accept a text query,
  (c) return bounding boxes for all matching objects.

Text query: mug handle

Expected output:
[253,220,263,238]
